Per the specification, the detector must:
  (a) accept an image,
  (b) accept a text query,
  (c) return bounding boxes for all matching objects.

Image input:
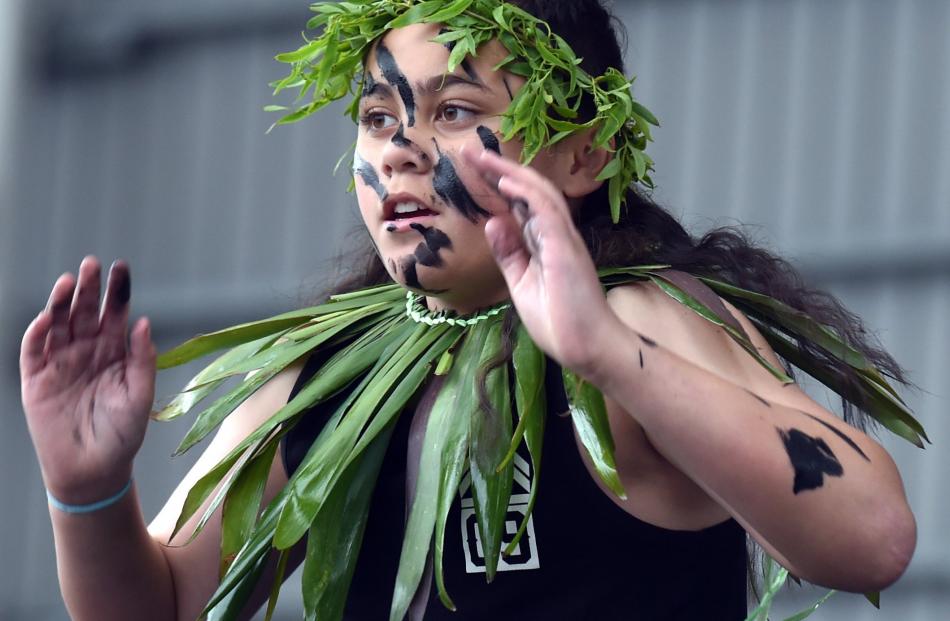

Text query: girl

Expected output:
[20,1,917,619]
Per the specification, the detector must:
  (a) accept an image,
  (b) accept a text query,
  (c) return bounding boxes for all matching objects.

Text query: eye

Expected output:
[360,111,398,131]
[437,104,476,124]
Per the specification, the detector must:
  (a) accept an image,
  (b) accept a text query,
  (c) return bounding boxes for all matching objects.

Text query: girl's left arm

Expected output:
[464,146,917,593]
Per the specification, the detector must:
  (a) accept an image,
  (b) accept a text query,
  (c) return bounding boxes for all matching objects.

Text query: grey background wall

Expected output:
[1,0,947,619]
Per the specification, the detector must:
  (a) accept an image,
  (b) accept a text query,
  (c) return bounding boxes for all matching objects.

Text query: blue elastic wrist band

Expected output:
[46,479,133,514]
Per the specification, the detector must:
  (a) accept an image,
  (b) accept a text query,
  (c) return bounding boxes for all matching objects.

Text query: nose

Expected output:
[380,125,433,178]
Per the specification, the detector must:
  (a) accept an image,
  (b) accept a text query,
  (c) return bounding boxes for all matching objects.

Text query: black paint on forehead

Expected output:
[354,153,388,200]
[476,126,501,154]
[376,42,417,127]
[432,139,491,223]
[361,71,379,98]
[437,28,480,83]
[502,78,514,102]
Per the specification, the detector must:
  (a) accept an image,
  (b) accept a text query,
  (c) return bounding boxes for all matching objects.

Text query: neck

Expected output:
[423,286,511,316]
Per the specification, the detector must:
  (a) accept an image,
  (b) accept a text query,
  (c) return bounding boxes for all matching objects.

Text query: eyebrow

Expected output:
[360,72,489,101]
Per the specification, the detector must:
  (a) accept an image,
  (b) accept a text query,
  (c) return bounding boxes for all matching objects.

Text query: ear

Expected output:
[558,127,612,199]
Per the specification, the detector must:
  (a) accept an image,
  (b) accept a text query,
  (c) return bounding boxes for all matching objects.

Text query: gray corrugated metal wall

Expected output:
[1,0,947,619]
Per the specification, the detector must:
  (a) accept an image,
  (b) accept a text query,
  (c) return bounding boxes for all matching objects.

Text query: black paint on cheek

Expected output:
[376,42,416,127]
[432,140,491,222]
[477,126,501,154]
[354,154,388,200]
[639,335,658,348]
[778,428,844,494]
[801,412,871,462]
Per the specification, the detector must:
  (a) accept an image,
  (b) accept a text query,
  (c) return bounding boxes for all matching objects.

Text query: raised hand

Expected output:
[461,147,621,379]
[20,256,156,505]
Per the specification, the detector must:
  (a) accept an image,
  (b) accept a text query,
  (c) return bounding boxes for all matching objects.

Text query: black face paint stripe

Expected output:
[354,153,388,200]
[361,71,379,97]
[778,428,844,494]
[432,139,491,222]
[376,42,416,127]
[392,124,430,161]
[502,78,514,101]
[438,28,480,82]
[639,350,644,369]
[410,224,452,267]
[800,412,871,462]
[476,126,501,154]
[400,225,452,293]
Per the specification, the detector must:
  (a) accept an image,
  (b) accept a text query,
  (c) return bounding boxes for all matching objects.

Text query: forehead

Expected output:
[366,22,511,80]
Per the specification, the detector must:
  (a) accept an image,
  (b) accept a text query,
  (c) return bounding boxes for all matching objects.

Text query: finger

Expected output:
[20,310,53,376]
[485,213,531,288]
[496,175,572,240]
[98,260,132,362]
[127,317,156,405]
[45,273,77,352]
[463,147,569,216]
[69,256,102,339]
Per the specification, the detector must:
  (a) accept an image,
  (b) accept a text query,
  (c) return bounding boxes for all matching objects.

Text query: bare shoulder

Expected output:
[149,356,309,538]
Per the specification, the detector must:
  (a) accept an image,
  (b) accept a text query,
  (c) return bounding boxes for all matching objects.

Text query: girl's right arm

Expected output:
[20,256,303,621]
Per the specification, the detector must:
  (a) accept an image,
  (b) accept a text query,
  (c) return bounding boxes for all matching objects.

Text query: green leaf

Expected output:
[262,549,289,621]
[425,0,473,24]
[273,323,453,550]
[562,369,626,499]
[302,421,394,621]
[631,100,660,126]
[647,274,793,384]
[388,0,442,28]
[595,157,622,182]
[864,590,881,608]
[391,322,489,620]
[152,334,277,421]
[220,441,278,577]
[781,589,836,621]
[204,551,269,621]
[503,326,546,555]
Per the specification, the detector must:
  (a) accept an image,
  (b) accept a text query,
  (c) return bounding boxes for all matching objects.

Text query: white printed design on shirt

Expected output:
[459,453,540,573]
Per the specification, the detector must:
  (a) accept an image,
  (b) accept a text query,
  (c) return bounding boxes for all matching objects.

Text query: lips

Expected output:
[382,192,439,222]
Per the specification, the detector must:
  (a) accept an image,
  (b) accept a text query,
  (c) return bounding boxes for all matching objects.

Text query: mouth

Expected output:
[382,193,439,228]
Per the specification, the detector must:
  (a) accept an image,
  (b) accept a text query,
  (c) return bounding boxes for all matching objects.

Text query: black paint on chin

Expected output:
[354,153,388,200]
[800,412,871,462]
[432,139,490,222]
[477,126,501,154]
[778,427,844,494]
[399,224,452,293]
[376,42,416,127]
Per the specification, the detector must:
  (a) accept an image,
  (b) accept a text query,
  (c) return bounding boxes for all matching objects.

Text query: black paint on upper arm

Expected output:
[639,335,658,348]
[777,427,844,494]
[800,411,871,462]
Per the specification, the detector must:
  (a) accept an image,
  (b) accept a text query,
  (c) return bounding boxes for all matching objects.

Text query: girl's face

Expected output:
[354,23,561,313]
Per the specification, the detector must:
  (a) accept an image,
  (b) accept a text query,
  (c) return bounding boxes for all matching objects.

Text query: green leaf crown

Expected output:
[268,0,660,222]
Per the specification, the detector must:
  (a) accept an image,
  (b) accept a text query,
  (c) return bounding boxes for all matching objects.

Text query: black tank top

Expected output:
[281,352,748,620]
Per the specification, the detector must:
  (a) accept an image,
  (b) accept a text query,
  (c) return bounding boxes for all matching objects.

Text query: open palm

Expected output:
[20,257,156,503]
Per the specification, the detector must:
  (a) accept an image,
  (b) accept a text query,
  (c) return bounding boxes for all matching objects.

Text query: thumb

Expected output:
[485,213,530,289]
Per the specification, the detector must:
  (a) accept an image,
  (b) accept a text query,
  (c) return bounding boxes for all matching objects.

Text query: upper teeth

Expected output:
[394,202,423,215]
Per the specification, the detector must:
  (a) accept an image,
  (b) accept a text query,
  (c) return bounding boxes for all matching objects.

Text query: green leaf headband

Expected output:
[268,0,660,222]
